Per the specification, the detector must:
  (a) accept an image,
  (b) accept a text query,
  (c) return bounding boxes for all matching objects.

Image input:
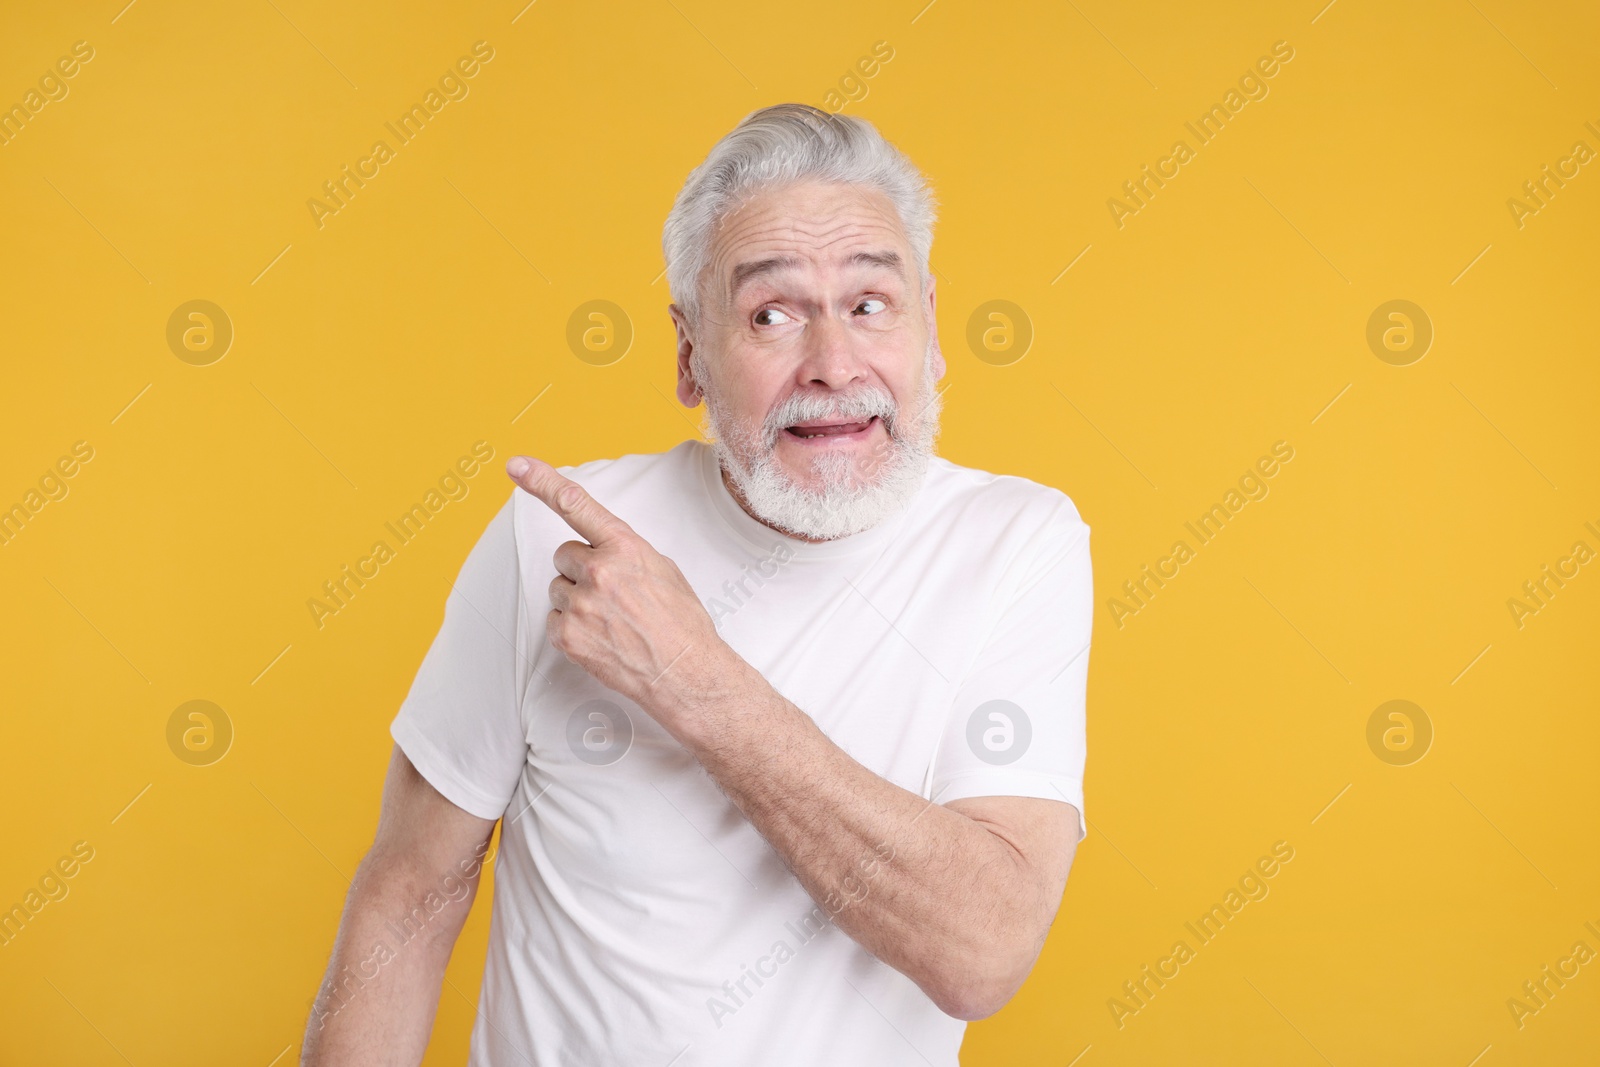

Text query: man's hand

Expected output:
[506,455,742,725]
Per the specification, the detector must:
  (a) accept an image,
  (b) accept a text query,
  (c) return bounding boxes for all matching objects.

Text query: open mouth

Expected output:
[782,415,881,442]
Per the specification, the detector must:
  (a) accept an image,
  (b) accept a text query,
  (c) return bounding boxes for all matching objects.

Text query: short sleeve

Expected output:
[390,492,528,821]
[930,506,1092,839]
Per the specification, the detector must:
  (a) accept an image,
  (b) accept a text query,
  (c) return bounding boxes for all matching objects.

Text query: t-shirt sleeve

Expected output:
[389,492,528,821]
[930,503,1092,839]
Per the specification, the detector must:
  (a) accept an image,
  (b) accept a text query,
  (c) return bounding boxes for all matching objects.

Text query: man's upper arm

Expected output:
[370,743,498,879]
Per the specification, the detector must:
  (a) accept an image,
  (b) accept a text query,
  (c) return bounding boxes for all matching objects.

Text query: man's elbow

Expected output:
[925,951,1037,1021]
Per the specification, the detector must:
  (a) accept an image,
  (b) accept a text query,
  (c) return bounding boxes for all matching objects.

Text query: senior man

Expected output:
[303,103,1093,1066]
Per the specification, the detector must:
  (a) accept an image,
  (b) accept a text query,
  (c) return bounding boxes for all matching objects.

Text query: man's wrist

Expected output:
[649,640,771,752]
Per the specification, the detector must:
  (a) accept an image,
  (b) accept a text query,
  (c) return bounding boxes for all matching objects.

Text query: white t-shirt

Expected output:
[391,439,1092,1066]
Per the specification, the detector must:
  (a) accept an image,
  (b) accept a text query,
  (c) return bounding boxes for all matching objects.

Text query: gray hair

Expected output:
[662,103,938,329]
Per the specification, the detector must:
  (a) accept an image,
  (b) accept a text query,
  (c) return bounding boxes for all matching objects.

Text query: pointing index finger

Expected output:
[507,456,633,545]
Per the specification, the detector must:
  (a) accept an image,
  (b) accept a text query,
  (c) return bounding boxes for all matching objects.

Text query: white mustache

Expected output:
[761,387,899,447]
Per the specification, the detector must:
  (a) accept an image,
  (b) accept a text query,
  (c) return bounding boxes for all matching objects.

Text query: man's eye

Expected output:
[754,308,793,326]
[855,298,887,315]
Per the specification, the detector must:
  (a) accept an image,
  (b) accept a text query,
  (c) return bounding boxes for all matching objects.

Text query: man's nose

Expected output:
[797,310,868,390]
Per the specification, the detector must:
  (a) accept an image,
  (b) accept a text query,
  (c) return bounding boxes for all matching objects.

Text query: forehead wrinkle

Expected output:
[714,218,910,306]
[728,247,905,304]
[700,184,916,317]
[715,184,906,255]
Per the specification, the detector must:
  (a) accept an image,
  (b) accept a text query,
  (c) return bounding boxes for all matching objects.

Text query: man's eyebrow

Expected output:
[730,255,803,297]
[729,249,906,298]
[848,249,905,278]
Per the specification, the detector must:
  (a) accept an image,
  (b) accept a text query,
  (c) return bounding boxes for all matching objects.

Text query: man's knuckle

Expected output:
[557,483,586,513]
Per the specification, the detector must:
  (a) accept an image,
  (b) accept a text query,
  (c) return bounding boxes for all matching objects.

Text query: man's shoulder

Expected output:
[921,454,1089,540]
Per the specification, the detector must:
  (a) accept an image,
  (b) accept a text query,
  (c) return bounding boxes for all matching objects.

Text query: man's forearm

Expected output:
[661,656,1060,1018]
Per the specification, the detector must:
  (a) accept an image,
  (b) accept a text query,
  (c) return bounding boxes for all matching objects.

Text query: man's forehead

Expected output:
[728,248,905,297]
[710,181,909,273]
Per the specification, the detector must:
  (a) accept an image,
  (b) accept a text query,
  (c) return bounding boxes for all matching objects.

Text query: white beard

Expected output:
[693,345,943,541]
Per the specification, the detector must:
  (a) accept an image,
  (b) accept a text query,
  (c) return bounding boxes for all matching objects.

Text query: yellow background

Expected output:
[1,0,1595,1063]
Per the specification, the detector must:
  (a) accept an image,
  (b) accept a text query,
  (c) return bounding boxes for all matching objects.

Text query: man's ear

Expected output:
[923,274,945,380]
[668,303,702,407]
